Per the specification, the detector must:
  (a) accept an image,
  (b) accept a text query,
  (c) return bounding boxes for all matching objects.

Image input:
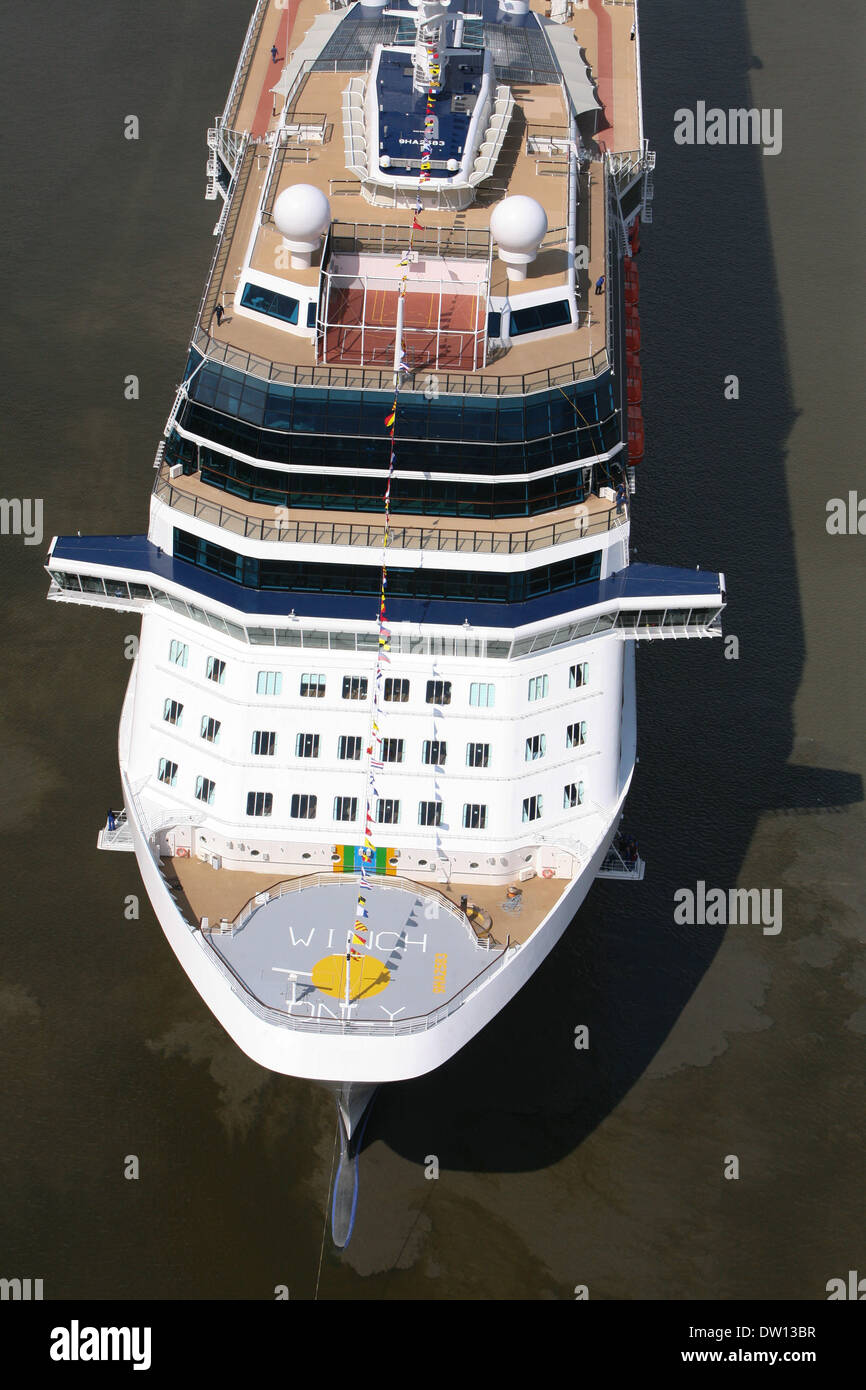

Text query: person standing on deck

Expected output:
[595,274,605,295]
[271,44,279,63]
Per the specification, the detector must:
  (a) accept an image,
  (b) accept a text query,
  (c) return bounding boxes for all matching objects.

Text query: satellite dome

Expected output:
[273,184,331,243]
[490,195,548,254]
[490,195,548,279]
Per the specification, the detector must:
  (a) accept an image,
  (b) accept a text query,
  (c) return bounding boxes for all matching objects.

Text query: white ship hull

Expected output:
[125,751,630,1085]
[118,611,636,1086]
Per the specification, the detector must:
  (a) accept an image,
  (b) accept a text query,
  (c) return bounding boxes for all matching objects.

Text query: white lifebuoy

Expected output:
[176,846,190,858]
[542,867,554,879]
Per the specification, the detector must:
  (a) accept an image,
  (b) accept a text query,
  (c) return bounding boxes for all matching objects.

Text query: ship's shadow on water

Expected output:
[368,0,862,1173]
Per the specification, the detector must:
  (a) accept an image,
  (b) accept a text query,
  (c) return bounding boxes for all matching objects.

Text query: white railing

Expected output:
[221,0,270,131]
[221,870,497,954]
[202,919,513,1036]
[153,471,628,550]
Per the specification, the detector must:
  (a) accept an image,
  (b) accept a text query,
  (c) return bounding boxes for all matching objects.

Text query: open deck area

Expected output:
[204,876,508,1026]
[154,465,627,549]
[322,282,485,371]
[167,856,569,954]
[196,0,643,386]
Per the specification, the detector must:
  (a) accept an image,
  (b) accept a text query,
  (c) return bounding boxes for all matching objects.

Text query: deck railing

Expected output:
[203,930,511,1035]
[217,870,496,953]
[221,0,271,133]
[196,871,515,1035]
[190,324,609,394]
[153,472,628,551]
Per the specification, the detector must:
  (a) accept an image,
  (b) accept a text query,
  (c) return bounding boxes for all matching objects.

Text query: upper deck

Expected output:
[197,0,647,392]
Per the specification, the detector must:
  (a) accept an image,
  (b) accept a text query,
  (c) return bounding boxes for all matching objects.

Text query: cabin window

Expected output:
[563,782,584,808]
[195,776,215,805]
[163,699,183,726]
[466,743,489,768]
[257,671,283,696]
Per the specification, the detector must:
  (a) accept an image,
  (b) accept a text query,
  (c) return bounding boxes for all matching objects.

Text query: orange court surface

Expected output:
[323,285,484,369]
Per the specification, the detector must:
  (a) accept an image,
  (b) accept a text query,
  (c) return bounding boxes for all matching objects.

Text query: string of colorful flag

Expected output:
[342,37,443,1000]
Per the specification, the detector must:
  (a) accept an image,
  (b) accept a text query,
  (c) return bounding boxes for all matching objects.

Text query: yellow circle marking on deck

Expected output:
[311,953,391,1000]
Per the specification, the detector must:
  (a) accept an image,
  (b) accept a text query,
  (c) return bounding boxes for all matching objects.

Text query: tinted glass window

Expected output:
[240,282,299,324]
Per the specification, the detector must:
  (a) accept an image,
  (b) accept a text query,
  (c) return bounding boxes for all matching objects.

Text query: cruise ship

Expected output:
[46,0,725,1243]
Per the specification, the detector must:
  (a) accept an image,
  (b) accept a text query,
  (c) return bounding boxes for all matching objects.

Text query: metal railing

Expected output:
[194,137,255,331]
[260,121,329,222]
[153,472,628,550]
[281,111,329,141]
[195,871,515,1034]
[329,219,493,260]
[217,870,496,952]
[190,324,610,394]
[221,0,271,133]
[526,125,570,157]
[203,928,512,1036]
[326,220,568,261]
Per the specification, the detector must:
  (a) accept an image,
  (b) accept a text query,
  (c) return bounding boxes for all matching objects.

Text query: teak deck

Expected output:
[200,0,641,384]
[168,854,569,949]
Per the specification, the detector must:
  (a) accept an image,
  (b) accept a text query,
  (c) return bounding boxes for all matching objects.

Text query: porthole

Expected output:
[250,850,259,856]
[302,852,312,860]
[418,859,428,867]
[469,861,479,869]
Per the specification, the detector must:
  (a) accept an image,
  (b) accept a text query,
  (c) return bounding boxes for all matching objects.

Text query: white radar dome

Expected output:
[274,184,331,242]
[273,184,331,267]
[490,194,548,280]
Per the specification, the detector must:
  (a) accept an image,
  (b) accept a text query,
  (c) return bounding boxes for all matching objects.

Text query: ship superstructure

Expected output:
[47,0,724,1239]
